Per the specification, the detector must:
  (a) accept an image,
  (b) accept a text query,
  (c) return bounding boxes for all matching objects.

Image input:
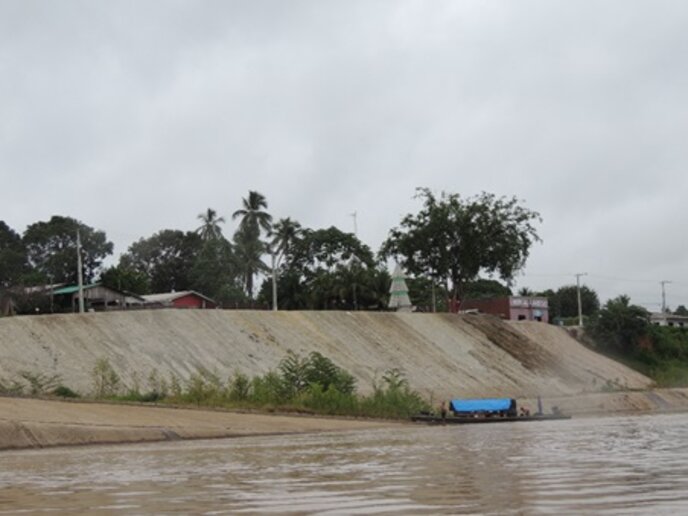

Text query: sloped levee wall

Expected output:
[0,310,652,399]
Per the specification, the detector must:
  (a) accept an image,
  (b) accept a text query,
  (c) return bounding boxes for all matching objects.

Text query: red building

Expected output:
[460,296,548,323]
[142,291,217,309]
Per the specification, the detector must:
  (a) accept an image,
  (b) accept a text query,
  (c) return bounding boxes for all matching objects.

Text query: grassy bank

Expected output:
[585,310,688,388]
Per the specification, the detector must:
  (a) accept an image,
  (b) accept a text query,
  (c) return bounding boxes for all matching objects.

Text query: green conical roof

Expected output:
[388,263,412,310]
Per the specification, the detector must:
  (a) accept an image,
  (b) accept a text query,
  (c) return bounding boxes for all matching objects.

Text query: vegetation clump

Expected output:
[586,296,688,387]
[150,351,430,419]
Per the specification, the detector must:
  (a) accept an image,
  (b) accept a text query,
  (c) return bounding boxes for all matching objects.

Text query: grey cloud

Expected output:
[2,1,688,308]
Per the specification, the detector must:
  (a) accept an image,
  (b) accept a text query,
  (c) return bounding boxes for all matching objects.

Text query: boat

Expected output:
[410,413,571,424]
[411,397,571,424]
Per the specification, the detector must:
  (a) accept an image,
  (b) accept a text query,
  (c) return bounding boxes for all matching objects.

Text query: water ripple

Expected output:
[3,413,688,513]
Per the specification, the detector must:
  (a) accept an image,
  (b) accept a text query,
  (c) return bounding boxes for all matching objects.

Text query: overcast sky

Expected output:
[2,1,687,309]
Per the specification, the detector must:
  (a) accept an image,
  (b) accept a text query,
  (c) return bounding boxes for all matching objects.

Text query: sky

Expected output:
[1,0,688,310]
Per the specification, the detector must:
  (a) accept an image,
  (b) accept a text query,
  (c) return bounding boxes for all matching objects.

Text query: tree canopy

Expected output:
[196,208,225,241]
[261,226,389,310]
[380,188,541,300]
[23,216,113,284]
[0,221,26,288]
[540,284,600,320]
[119,229,201,293]
[588,295,650,354]
[232,191,272,297]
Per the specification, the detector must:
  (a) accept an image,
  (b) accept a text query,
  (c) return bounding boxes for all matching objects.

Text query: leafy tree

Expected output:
[558,285,599,318]
[264,226,387,310]
[99,264,150,294]
[196,208,225,241]
[464,279,512,299]
[190,238,245,304]
[541,285,600,320]
[675,305,688,316]
[588,295,650,354]
[23,216,113,284]
[119,230,201,293]
[232,191,272,296]
[0,221,26,288]
[380,188,541,303]
[406,276,448,312]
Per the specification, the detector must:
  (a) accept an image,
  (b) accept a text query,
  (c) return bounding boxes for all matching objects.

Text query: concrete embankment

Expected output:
[0,397,394,451]
[4,310,685,451]
[0,310,652,400]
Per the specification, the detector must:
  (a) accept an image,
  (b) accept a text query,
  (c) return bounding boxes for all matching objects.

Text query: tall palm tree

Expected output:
[270,217,302,261]
[232,191,272,238]
[196,208,225,241]
[268,218,302,310]
[232,191,272,297]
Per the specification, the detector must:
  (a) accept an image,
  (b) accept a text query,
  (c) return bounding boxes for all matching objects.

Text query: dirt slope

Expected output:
[0,310,652,399]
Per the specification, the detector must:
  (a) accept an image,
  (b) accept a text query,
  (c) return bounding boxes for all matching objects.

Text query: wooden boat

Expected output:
[411,413,571,424]
[411,397,571,424]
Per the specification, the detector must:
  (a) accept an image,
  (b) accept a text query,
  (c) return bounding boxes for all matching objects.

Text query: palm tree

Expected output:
[196,208,225,241]
[232,191,272,238]
[270,217,302,261]
[232,191,272,297]
[268,218,302,310]
[233,228,268,298]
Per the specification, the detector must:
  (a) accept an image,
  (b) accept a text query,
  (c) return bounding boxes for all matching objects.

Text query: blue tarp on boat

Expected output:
[450,398,515,413]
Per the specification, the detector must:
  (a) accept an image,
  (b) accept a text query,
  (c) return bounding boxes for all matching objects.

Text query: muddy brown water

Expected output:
[2,413,688,514]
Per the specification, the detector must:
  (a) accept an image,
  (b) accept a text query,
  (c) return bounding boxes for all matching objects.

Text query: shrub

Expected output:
[229,372,250,401]
[91,358,121,398]
[20,372,61,396]
[52,385,80,398]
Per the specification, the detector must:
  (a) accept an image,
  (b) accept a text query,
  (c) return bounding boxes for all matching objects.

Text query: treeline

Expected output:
[514,285,688,386]
[581,295,688,387]
[0,188,543,312]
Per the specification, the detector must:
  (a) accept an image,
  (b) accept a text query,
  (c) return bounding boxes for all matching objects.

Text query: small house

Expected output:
[142,291,217,309]
[651,313,688,328]
[460,296,549,323]
[52,284,144,312]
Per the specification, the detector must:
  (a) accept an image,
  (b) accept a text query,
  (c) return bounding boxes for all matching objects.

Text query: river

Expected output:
[2,413,688,514]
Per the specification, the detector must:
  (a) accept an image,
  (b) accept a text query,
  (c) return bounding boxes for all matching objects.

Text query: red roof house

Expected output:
[142,291,217,309]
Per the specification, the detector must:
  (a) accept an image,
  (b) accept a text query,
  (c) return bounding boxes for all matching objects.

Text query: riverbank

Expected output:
[0,311,653,399]
[526,387,688,417]
[0,397,396,451]
[5,389,688,451]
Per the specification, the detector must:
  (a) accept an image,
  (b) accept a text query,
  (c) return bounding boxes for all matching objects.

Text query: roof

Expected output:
[52,284,101,295]
[141,291,216,304]
[51,284,143,301]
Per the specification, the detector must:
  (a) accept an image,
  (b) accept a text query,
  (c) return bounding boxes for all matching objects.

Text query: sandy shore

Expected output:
[0,397,396,451]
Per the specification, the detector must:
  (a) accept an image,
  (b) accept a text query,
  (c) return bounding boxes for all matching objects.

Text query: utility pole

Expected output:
[350,210,358,310]
[575,272,587,327]
[271,251,278,311]
[661,280,672,313]
[76,229,85,314]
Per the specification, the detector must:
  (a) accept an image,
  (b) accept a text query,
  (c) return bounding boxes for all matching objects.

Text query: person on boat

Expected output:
[440,401,448,422]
